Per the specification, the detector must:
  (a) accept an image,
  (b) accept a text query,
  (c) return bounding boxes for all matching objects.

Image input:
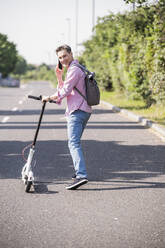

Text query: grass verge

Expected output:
[101,91,165,127]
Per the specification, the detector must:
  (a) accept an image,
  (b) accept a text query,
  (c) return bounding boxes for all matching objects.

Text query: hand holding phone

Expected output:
[55,61,63,81]
[58,60,63,70]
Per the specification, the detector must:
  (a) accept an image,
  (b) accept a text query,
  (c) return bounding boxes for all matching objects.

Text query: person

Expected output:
[42,45,92,190]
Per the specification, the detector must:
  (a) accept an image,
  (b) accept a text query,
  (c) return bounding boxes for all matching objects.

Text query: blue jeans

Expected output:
[67,110,91,179]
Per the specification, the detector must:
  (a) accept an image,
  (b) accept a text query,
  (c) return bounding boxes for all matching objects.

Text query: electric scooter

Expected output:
[21,95,56,193]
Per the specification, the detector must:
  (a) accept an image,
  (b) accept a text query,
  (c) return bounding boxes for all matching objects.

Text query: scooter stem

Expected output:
[32,101,46,147]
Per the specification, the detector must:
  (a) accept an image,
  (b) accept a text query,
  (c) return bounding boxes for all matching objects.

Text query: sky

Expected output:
[0,0,132,65]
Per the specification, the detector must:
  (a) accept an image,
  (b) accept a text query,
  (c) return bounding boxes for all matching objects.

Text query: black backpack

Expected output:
[73,64,100,106]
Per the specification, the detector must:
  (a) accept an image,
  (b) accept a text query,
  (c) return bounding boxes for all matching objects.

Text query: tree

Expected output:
[0,33,17,77]
[124,0,148,3]
[27,64,37,71]
[13,55,27,75]
[79,0,165,105]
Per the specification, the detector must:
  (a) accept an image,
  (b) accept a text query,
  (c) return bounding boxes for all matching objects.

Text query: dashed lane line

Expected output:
[1,92,33,124]
[1,116,10,123]
[1,107,18,123]
[12,107,18,112]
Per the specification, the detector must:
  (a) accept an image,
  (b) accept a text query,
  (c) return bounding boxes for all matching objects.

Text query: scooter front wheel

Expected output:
[25,181,33,193]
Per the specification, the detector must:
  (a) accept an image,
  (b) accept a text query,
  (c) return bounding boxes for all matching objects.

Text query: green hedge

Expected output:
[78,0,165,106]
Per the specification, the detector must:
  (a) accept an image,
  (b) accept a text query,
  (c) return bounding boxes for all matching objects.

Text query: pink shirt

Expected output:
[56,60,92,116]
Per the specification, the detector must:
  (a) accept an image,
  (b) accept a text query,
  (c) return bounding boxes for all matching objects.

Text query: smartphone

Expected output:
[58,60,63,70]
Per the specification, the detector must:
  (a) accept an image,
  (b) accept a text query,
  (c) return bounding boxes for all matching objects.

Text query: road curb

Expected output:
[101,100,165,141]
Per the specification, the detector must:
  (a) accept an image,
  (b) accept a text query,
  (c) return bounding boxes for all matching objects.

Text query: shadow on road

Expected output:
[0,138,164,193]
[0,108,112,116]
[0,104,165,193]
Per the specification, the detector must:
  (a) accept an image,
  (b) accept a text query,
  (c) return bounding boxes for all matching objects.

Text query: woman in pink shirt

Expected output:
[42,45,92,190]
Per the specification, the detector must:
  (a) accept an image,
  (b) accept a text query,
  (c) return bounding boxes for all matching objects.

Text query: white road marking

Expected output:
[60,116,67,121]
[1,116,10,123]
[12,107,18,111]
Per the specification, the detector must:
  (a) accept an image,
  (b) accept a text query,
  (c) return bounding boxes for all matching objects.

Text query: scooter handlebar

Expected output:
[28,95,41,100]
[28,95,56,103]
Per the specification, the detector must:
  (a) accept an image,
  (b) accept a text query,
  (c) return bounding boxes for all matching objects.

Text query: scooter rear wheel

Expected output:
[25,181,33,193]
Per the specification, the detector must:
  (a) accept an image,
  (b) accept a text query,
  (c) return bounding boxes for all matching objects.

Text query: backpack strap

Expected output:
[72,63,88,101]
[72,63,90,74]
[74,86,87,101]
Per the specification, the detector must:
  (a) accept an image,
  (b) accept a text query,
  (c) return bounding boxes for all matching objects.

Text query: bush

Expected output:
[150,72,165,104]
[78,0,165,105]
[22,64,56,83]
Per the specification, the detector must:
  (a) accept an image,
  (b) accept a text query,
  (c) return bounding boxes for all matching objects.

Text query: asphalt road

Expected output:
[0,81,165,248]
